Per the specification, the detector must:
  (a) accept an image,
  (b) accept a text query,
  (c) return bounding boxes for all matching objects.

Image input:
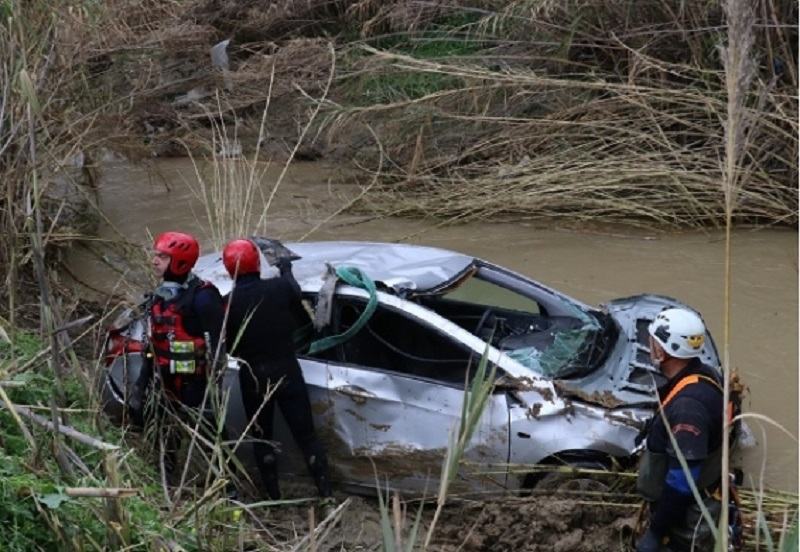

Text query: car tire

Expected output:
[533,459,611,496]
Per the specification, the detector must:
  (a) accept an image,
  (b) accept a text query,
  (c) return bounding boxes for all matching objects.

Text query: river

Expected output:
[66,158,798,492]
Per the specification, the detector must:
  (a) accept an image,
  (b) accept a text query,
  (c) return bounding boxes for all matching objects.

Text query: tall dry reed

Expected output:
[184,43,336,249]
[0,1,100,403]
[322,1,796,227]
[719,0,758,547]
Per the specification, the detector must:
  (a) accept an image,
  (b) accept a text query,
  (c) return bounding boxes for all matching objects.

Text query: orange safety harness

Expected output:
[661,374,734,424]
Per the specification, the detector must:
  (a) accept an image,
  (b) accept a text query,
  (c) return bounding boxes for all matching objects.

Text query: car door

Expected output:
[304,292,511,494]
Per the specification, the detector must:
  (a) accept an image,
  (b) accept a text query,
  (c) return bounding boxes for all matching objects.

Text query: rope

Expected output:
[306,266,378,355]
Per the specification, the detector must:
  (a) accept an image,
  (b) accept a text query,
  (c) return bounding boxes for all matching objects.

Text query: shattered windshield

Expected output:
[504,318,602,378]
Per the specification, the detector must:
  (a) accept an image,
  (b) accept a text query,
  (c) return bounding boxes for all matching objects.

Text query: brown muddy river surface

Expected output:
[68,158,798,492]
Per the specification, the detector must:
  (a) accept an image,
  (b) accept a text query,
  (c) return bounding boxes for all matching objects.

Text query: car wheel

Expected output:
[533,460,611,496]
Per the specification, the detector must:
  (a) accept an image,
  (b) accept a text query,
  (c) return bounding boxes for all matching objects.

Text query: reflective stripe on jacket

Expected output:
[150,278,209,377]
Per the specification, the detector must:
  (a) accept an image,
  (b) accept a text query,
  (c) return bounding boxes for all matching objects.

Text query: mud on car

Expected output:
[102,240,723,494]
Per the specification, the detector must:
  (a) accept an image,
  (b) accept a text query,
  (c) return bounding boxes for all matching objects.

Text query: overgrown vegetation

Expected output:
[327,1,797,227]
[0,0,797,550]
[0,331,159,549]
[65,0,795,228]
[0,2,328,548]
[45,0,795,228]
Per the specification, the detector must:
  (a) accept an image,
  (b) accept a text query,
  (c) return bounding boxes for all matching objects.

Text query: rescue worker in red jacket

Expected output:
[222,238,332,503]
[136,231,226,470]
[636,308,740,552]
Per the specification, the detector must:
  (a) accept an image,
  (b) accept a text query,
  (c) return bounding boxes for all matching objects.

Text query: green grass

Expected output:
[0,410,182,550]
[0,330,182,550]
[349,70,463,105]
[0,336,263,550]
[343,11,485,104]
[0,331,44,365]
[0,440,177,550]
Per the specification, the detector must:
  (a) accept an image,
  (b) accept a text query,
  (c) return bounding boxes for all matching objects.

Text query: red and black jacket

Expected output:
[149,277,222,378]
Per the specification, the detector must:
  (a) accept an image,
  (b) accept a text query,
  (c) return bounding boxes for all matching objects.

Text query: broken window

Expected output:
[421,273,613,380]
[444,277,540,315]
[311,297,482,386]
[420,275,546,346]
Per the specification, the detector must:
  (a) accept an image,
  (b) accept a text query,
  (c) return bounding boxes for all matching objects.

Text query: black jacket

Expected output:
[647,358,725,462]
[225,272,310,363]
[641,358,728,538]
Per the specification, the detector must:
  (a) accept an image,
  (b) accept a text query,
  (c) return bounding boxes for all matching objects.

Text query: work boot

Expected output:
[263,475,281,501]
[256,452,282,500]
[318,496,337,520]
[307,452,333,498]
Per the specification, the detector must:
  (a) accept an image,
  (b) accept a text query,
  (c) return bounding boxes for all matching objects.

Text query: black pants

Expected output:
[239,356,331,499]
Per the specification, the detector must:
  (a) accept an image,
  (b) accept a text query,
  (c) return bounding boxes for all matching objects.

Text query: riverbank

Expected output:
[83,0,798,227]
[67,158,799,495]
[1,329,797,550]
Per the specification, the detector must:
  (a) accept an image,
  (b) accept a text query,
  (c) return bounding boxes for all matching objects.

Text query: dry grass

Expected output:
[181,42,336,249]
[69,0,796,228]
[0,0,117,390]
[321,1,797,227]
[0,0,159,326]
[0,3,796,546]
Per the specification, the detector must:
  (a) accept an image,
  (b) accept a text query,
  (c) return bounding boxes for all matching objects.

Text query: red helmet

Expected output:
[153,231,199,276]
[223,239,260,277]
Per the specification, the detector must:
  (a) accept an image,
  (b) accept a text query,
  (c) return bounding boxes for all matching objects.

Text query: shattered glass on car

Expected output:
[506,319,599,378]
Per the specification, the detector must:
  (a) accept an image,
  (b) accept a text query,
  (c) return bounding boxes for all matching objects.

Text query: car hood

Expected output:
[554,294,721,408]
[195,240,475,296]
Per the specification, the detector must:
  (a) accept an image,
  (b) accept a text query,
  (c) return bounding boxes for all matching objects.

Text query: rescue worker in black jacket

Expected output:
[636,307,736,552]
[222,238,333,503]
[134,231,226,470]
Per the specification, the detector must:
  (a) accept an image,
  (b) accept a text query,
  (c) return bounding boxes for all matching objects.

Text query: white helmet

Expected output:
[648,308,706,359]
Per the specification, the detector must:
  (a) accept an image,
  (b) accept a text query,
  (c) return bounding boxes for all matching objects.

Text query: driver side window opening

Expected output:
[445,277,540,315]
[307,297,488,386]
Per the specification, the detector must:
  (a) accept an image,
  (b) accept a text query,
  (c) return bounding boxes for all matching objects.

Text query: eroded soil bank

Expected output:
[433,497,637,552]
[260,493,640,551]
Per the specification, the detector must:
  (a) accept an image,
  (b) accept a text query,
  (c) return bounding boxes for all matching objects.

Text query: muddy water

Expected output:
[68,158,798,492]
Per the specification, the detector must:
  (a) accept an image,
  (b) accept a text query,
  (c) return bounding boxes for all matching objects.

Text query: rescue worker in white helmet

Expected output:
[133,231,226,473]
[636,308,740,552]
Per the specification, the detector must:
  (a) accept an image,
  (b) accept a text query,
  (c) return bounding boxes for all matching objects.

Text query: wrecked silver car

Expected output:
[102,240,722,493]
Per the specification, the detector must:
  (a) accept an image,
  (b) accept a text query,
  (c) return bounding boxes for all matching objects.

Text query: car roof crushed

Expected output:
[195,240,475,297]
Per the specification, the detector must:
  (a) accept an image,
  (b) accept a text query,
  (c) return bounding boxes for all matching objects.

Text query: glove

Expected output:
[276,256,293,274]
[636,529,662,552]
